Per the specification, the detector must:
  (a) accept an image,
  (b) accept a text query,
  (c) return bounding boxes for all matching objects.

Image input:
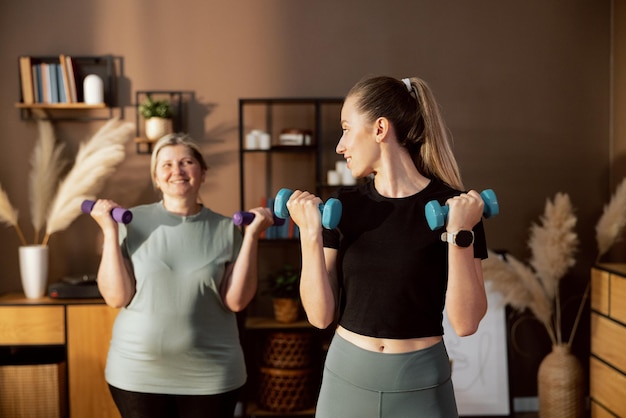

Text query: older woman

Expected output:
[89,133,274,418]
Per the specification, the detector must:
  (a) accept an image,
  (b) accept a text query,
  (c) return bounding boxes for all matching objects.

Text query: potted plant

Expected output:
[266,264,301,323]
[139,94,173,140]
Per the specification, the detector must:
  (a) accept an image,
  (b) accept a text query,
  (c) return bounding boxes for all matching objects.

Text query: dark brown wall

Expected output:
[0,0,619,403]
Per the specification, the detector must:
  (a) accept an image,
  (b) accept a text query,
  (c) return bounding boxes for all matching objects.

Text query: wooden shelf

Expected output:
[15,102,107,109]
[246,316,313,330]
[245,402,314,416]
[16,54,119,121]
[134,90,193,154]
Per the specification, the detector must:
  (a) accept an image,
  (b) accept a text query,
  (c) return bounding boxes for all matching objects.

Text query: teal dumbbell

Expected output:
[425,189,499,230]
[274,188,342,229]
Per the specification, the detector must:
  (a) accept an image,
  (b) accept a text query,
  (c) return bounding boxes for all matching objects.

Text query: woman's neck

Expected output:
[162,196,202,216]
[374,149,429,198]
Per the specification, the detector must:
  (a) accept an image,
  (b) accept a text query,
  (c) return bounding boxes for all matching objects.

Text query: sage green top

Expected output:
[105,202,245,395]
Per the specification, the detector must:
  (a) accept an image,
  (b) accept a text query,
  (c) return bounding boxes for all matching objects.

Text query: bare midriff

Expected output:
[336,326,442,353]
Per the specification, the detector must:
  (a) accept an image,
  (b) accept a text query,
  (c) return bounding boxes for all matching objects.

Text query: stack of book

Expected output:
[18,54,78,105]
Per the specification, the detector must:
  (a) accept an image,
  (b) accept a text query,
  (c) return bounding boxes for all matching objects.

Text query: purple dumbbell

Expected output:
[232,211,285,226]
[81,200,133,224]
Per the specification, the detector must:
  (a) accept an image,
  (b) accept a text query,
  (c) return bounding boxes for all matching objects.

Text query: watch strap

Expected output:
[440,229,474,247]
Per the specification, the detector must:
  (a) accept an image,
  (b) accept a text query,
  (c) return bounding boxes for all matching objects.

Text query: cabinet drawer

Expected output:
[591,313,626,373]
[590,357,626,417]
[0,306,65,345]
[610,274,626,323]
[590,400,617,418]
[591,268,609,315]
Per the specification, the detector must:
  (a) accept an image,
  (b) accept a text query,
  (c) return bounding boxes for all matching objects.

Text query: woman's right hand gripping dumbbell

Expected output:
[242,206,275,238]
[89,199,125,234]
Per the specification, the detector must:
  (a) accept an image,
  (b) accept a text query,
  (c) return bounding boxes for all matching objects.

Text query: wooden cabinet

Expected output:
[590,265,626,417]
[67,305,120,418]
[0,293,120,418]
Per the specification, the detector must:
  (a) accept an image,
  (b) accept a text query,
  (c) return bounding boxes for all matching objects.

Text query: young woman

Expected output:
[89,133,274,418]
[285,76,489,417]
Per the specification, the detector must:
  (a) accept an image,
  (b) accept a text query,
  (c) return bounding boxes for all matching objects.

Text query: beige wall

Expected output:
[0,0,618,401]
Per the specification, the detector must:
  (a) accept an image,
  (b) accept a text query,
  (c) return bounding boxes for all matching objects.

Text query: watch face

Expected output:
[455,230,474,247]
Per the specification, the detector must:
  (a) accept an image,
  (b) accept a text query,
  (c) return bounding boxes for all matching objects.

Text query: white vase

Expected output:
[19,245,49,299]
[145,117,173,140]
[83,74,104,104]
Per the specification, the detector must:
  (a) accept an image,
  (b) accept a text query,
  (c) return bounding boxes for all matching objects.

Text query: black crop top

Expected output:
[322,178,488,339]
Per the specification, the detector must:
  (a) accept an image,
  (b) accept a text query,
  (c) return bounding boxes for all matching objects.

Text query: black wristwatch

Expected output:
[441,230,474,248]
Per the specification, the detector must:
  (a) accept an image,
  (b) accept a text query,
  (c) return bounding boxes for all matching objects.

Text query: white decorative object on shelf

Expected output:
[245,130,271,150]
[279,129,312,146]
[83,74,104,104]
[19,245,49,299]
[333,160,356,185]
[259,132,271,149]
[327,170,341,185]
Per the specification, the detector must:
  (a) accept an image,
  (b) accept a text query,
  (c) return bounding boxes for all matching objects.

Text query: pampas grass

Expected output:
[0,117,133,247]
[42,118,134,245]
[29,119,68,243]
[0,184,27,246]
[485,182,626,347]
[595,177,626,261]
[484,193,579,346]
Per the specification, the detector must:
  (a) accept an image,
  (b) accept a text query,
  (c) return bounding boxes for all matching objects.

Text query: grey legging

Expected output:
[315,333,458,418]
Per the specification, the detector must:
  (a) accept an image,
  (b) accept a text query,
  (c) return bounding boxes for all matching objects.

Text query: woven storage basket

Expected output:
[263,332,313,369]
[258,367,314,413]
[0,362,67,418]
[537,344,584,418]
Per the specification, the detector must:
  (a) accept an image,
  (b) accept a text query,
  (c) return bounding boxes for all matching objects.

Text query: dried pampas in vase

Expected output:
[484,193,584,418]
[483,192,579,346]
[483,182,626,418]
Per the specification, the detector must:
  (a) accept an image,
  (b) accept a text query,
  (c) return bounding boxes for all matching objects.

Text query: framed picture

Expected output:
[443,283,512,416]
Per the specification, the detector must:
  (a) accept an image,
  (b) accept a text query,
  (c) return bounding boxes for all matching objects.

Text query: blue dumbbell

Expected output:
[274,188,342,229]
[425,189,499,230]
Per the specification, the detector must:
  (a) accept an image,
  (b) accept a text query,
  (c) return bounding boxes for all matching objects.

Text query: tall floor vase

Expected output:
[19,245,49,299]
[537,344,584,418]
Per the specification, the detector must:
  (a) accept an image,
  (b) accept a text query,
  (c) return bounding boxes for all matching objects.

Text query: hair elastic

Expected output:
[401,78,412,92]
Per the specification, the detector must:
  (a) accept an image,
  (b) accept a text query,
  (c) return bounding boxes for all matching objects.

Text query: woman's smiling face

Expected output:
[153,144,206,198]
[337,96,379,179]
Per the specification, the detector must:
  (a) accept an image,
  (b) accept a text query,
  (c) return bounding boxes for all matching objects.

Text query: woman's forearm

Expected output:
[97,232,135,308]
[445,249,487,336]
[299,237,337,329]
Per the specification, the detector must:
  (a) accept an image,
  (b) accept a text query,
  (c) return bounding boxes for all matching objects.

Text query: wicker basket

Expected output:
[258,367,315,413]
[0,362,67,418]
[537,344,584,418]
[263,332,313,369]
